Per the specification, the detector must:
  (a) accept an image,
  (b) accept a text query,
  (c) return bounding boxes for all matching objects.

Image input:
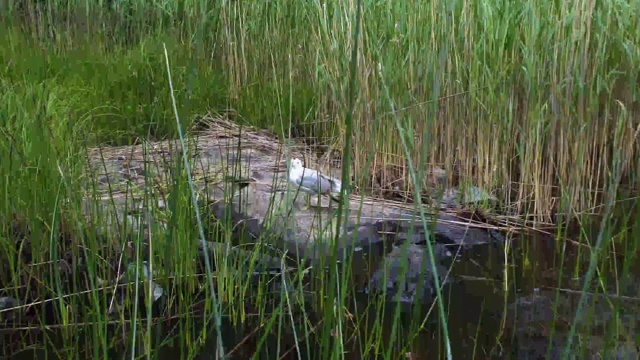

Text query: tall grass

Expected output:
[2,0,640,220]
[1,0,640,359]
[2,0,638,220]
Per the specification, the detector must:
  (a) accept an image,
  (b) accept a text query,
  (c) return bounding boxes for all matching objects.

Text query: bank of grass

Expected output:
[1,0,640,359]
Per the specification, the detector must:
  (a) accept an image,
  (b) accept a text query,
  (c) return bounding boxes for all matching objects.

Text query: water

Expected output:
[5,231,640,359]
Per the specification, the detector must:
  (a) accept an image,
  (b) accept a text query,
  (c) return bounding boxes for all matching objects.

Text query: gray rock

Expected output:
[439,185,497,208]
[366,242,451,306]
[505,289,640,359]
[0,296,20,310]
[0,296,21,322]
[83,119,506,306]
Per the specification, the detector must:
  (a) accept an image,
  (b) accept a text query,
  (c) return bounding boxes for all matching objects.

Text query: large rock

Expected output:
[83,118,505,306]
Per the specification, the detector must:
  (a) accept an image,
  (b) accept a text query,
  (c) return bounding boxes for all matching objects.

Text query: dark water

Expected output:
[5,231,640,360]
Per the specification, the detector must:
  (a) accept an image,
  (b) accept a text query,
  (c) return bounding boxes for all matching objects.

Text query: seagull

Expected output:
[287,158,342,209]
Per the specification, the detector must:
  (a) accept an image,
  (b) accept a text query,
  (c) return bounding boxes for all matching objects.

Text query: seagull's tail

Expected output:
[330,181,342,193]
[329,194,341,203]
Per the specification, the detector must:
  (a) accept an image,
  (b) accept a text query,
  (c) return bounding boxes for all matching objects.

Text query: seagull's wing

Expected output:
[298,168,334,194]
[318,173,342,193]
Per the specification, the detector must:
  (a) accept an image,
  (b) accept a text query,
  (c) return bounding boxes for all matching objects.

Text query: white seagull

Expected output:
[287,158,342,209]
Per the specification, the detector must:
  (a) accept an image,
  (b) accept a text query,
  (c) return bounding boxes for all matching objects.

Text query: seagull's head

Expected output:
[290,158,303,170]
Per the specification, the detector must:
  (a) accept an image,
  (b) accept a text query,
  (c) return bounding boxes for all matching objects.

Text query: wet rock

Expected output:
[365,242,451,307]
[367,213,504,248]
[504,289,640,359]
[0,296,21,322]
[0,296,20,310]
[434,213,505,246]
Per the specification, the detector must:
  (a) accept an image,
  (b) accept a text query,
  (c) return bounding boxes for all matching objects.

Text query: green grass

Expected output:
[1,0,639,359]
[3,0,638,217]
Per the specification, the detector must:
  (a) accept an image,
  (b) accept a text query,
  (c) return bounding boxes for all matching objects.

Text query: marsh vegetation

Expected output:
[1,0,639,359]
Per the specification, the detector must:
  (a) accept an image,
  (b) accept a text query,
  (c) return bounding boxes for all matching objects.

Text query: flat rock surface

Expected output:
[83,118,504,305]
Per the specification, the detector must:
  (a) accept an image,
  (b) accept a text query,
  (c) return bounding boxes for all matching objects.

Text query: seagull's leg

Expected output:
[298,192,310,211]
[303,193,310,210]
[310,193,320,209]
[306,192,324,210]
[289,186,300,211]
